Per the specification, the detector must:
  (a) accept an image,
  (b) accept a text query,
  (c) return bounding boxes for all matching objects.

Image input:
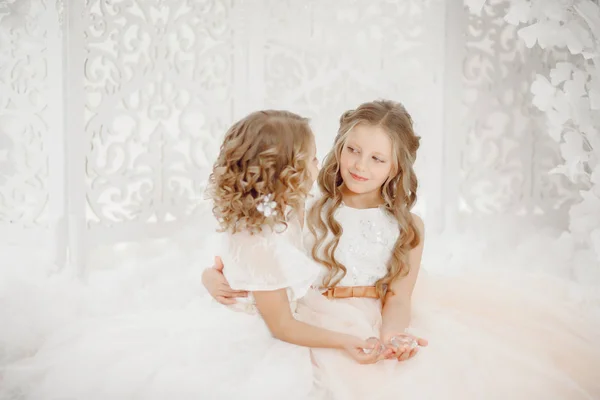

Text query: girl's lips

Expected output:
[350,172,368,182]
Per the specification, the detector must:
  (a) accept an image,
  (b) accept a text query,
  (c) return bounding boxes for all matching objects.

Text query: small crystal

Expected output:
[362,337,385,355]
[390,335,418,349]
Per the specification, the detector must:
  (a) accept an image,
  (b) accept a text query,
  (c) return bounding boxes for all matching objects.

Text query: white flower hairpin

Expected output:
[256,194,277,217]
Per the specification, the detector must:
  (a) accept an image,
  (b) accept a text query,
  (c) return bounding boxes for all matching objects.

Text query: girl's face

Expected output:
[339,123,393,198]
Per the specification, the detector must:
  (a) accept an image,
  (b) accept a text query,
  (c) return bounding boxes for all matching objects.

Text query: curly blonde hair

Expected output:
[307,100,421,298]
[208,110,314,234]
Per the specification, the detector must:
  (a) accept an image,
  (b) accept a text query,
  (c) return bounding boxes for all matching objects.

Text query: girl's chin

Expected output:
[343,183,376,196]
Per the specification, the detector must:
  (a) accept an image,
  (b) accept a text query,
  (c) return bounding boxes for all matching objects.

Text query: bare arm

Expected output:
[202,259,359,349]
[253,289,389,364]
[253,289,362,349]
[380,214,423,335]
[380,214,428,359]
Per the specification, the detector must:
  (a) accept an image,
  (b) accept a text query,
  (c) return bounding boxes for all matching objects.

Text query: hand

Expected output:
[382,332,428,362]
[202,256,249,305]
[342,336,394,365]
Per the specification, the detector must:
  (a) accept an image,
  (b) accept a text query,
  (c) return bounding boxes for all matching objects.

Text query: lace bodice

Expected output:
[306,201,399,288]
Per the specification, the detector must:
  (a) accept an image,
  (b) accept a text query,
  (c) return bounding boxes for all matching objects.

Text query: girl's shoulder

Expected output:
[410,212,424,234]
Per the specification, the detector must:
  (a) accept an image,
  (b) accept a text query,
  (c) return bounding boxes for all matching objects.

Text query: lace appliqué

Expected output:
[339,212,397,286]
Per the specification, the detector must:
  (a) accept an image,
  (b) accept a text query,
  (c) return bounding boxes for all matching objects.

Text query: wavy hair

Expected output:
[307,100,421,298]
[208,110,314,234]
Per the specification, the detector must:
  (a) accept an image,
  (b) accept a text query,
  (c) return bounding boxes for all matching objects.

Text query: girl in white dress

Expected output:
[203,100,600,399]
[0,110,377,400]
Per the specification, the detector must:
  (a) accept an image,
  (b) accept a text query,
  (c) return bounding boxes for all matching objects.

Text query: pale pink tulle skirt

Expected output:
[297,270,600,400]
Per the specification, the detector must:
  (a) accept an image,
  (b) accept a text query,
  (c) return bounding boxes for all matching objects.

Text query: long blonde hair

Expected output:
[208,110,314,234]
[307,100,421,297]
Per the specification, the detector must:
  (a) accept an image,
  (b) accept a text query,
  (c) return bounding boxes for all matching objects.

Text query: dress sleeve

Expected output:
[218,227,321,299]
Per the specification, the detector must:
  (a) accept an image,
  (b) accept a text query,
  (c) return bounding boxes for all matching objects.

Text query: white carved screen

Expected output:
[0,0,65,264]
[458,0,576,221]
[0,0,571,271]
[74,0,448,268]
[80,0,235,249]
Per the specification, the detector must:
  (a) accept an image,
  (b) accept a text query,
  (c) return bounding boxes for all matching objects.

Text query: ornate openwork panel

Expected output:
[82,0,234,233]
[0,0,64,258]
[0,0,52,228]
[461,0,576,216]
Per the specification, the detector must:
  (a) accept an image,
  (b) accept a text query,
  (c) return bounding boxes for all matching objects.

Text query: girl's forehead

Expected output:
[346,124,392,154]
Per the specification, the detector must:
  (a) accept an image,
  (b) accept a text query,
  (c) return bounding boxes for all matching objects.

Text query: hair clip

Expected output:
[256,194,277,217]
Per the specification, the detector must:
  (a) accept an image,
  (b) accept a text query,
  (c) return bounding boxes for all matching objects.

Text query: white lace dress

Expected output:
[1,219,322,400]
[297,203,600,400]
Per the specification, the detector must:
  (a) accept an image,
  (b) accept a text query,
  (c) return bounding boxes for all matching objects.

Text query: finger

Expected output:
[378,350,393,362]
[387,342,403,356]
[401,349,412,361]
[218,290,241,299]
[397,347,411,362]
[225,290,248,297]
[382,347,395,360]
[408,347,419,359]
[220,285,248,296]
[417,337,428,347]
[214,256,224,271]
[385,346,399,359]
[216,296,236,305]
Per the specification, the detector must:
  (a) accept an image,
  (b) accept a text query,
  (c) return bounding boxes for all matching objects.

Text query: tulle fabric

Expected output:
[0,224,321,400]
[2,300,315,400]
[1,213,599,399]
[297,269,600,400]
